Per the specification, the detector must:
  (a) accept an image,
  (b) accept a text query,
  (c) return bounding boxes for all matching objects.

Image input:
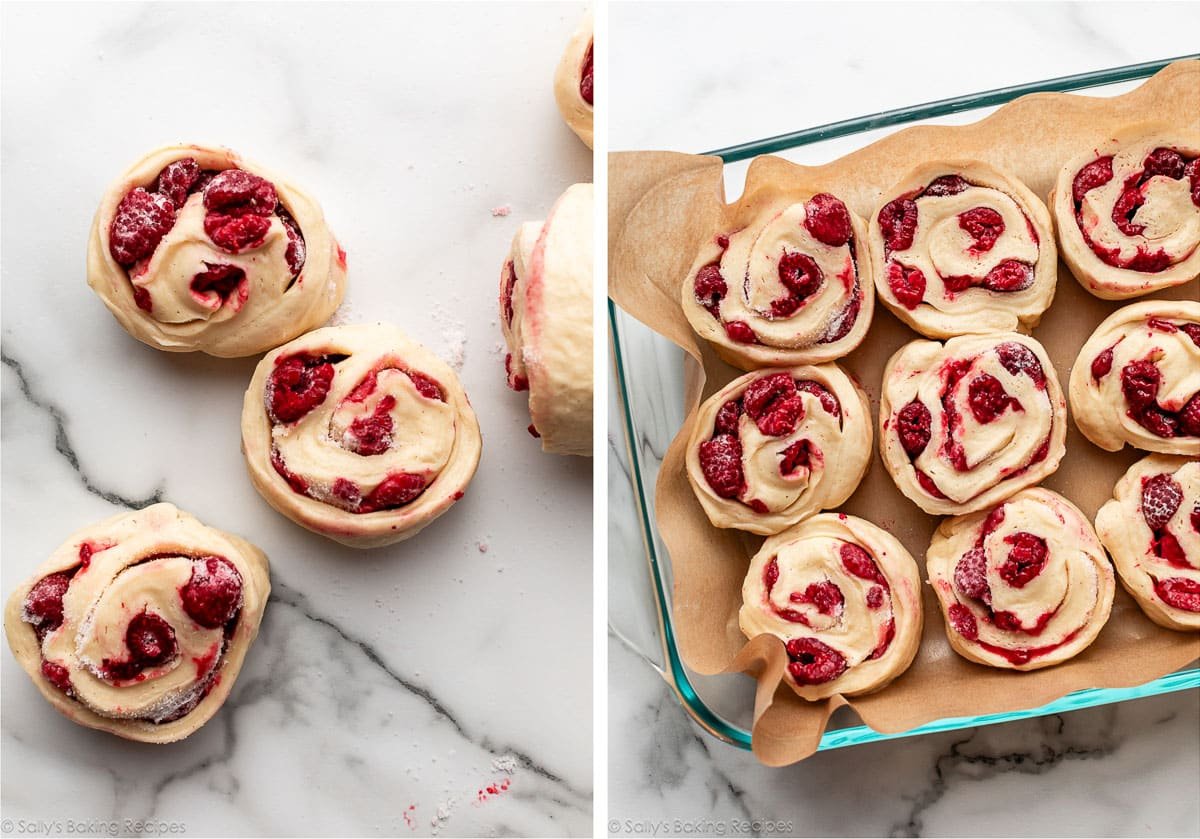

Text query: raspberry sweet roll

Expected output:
[880,333,1066,516]
[242,324,482,548]
[739,514,922,700]
[870,161,1056,339]
[499,183,593,456]
[3,504,269,743]
[553,13,593,149]
[685,365,872,535]
[87,144,346,357]
[681,191,874,370]
[1096,455,1200,631]
[927,488,1115,671]
[1069,300,1200,456]
[1050,124,1200,300]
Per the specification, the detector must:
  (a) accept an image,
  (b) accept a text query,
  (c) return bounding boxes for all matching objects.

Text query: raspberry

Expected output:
[896,400,932,457]
[999,532,1048,588]
[792,581,844,616]
[190,263,245,303]
[879,197,918,252]
[362,472,427,511]
[1141,473,1183,531]
[1179,394,1200,437]
[743,373,803,437]
[267,354,335,423]
[104,612,178,680]
[501,261,518,326]
[109,188,176,266]
[795,380,840,418]
[981,259,1034,292]
[840,543,884,584]
[180,557,243,628]
[407,371,445,401]
[916,469,947,499]
[203,169,277,215]
[779,439,815,475]
[1154,577,1200,613]
[1121,361,1160,410]
[278,207,306,276]
[763,557,780,591]
[1133,407,1179,438]
[23,572,72,631]
[1189,159,1200,207]
[1153,533,1188,568]
[1143,148,1187,180]
[886,261,925,309]
[996,341,1046,386]
[153,158,201,207]
[698,435,744,498]
[785,637,847,685]
[1125,248,1171,273]
[41,661,73,694]
[1111,183,1147,237]
[346,395,397,456]
[580,40,593,105]
[954,546,991,602]
[1148,317,1178,333]
[866,586,885,609]
[947,603,978,640]
[204,213,272,253]
[332,478,362,506]
[967,373,1019,424]
[803,193,852,247]
[1072,157,1113,203]
[724,321,756,343]
[693,263,727,308]
[713,399,742,435]
[777,251,823,301]
[922,175,970,197]
[1090,347,1114,380]
[959,207,1004,253]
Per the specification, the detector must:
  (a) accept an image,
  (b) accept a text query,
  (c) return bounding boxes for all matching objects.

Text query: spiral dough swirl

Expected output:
[1051,123,1200,300]
[1096,455,1200,632]
[927,488,1115,670]
[1069,300,1200,456]
[880,332,1066,516]
[739,514,922,700]
[682,192,874,370]
[241,324,482,548]
[685,364,872,535]
[3,504,270,743]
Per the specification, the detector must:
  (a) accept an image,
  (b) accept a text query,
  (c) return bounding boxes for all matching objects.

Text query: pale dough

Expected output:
[553,13,594,149]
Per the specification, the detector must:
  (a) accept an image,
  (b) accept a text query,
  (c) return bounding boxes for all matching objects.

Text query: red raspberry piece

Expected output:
[203,169,277,215]
[803,193,853,247]
[879,197,919,252]
[180,557,244,628]
[278,208,306,276]
[819,291,862,344]
[795,380,840,418]
[947,603,978,640]
[1154,533,1188,568]
[41,661,73,694]
[332,478,361,505]
[999,532,1048,588]
[777,251,823,301]
[190,263,246,303]
[504,354,529,392]
[1121,360,1160,410]
[981,259,1034,292]
[1091,347,1114,380]
[105,612,178,680]
[1111,183,1147,237]
[501,262,518,326]
[1192,503,1200,534]
[1148,318,1178,333]
[886,261,925,309]
[580,41,593,105]
[996,341,1046,386]
[1072,156,1113,203]
[896,400,932,457]
[713,399,742,435]
[1143,148,1187,180]
[1189,159,1200,207]
[779,440,815,475]
[959,207,1005,253]
[23,572,72,632]
[407,371,445,401]
[785,637,848,685]
[1154,577,1200,613]
[698,435,744,499]
[1125,248,1171,273]
[763,557,780,591]
[940,273,973,294]
[791,581,844,616]
[346,372,378,402]
[347,395,397,456]
[743,373,804,437]
[866,586,885,609]
[267,354,335,423]
[1179,394,1200,437]
[1133,407,1179,438]
[528,424,541,438]
[923,175,970,197]
[109,188,176,266]
[840,543,885,584]
[362,472,427,511]
[270,447,308,494]
[133,286,153,313]
[693,264,727,312]
[954,546,991,603]
[1141,473,1183,531]
[916,469,947,499]
[204,213,272,253]
[967,373,1019,424]
[724,321,756,343]
[153,158,202,207]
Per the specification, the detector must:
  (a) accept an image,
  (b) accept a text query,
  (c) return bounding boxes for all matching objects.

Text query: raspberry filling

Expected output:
[504,353,529,392]
[41,661,73,694]
[580,40,594,105]
[803,193,853,247]
[203,170,276,253]
[190,263,247,307]
[1153,577,1200,612]
[267,353,337,423]
[501,260,519,326]
[22,572,74,639]
[967,373,1022,424]
[1120,357,1198,438]
[693,263,727,318]
[996,341,1047,386]
[346,396,397,455]
[922,175,970,197]
[896,400,932,457]
[1091,346,1115,380]
[879,197,918,253]
[102,611,179,681]
[180,557,243,629]
[698,435,744,499]
[959,207,1004,253]
[886,261,926,309]
[724,321,756,344]
[109,188,176,266]
[998,532,1048,587]
[1072,149,1197,272]
[1141,473,1183,531]
[947,603,978,640]
[785,637,848,685]
[772,251,823,318]
[360,472,428,512]
[743,373,804,437]
[954,546,991,605]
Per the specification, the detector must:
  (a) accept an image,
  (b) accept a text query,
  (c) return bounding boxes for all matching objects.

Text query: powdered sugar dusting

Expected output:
[491,753,518,773]
[430,798,457,834]
[430,301,467,371]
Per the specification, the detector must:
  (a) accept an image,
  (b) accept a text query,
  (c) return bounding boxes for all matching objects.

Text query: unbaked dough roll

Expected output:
[499,183,593,456]
[880,332,1066,516]
[241,324,482,548]
[3,503,269,743]
[1096,454,1200,631]
[740,514,922,700]
[1069,300,1200,456]
[1050,123,1200,300]
[870,161,1056,338]
[927,488,1115,671]
[684,364,872,535]
[87,143,346,357]
[681,191,874,370]
[553,13,593,149]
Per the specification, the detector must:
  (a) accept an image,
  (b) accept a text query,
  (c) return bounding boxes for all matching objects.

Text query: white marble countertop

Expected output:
[1,3,591,837]
[608,3,1200,836]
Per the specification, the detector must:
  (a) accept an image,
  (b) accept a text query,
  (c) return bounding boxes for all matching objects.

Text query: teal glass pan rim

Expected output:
[610,55,1200,754]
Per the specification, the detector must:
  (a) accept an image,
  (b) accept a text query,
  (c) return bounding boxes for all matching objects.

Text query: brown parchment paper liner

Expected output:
[609,60,1200,767]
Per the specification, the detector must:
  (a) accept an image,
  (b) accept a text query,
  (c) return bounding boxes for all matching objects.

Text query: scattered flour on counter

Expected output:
[491,754,519,774]
[491,204,512,217]
[430,301,467,371]
[430,799,456,834]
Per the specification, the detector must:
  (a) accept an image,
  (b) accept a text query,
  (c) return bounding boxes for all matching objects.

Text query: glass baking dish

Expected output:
[608,56,1200,752]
